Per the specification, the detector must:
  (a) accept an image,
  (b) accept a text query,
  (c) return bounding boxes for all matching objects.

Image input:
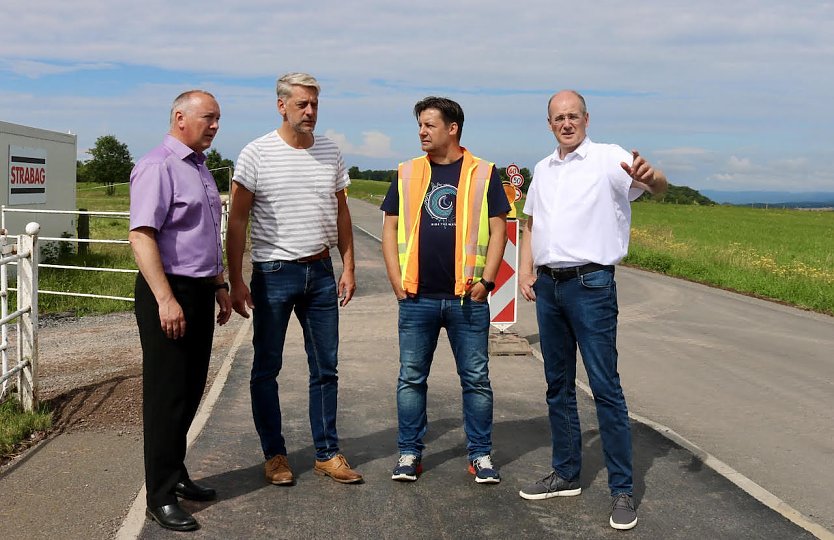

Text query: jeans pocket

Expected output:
[579,269,613,289]
[317,257,334,275]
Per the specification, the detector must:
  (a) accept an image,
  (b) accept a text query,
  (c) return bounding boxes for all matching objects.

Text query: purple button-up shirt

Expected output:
[129,134,224,277]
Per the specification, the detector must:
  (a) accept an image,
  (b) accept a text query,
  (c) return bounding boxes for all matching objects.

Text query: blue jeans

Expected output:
[396,295,493,461]
[250,258,340,461]
[533,267,633,496]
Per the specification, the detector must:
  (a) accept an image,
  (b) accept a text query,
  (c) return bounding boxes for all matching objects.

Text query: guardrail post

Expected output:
[78,209,89,257]
[0,229,8,399]
[220,197,229,242]
[18,222,40,411]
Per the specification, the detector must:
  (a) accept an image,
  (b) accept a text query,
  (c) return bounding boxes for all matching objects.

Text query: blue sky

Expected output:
[2,0,833,192]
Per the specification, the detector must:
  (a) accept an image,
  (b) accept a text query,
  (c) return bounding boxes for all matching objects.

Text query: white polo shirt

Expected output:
[523,137,645,268]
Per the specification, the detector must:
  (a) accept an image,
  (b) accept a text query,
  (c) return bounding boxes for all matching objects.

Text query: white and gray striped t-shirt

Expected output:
[233,131,350,262]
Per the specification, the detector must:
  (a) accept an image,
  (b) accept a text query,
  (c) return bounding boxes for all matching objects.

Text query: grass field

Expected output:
[31,182,136,315]
[347,178,391,205]
[76,181,131,211]
[626,203,834,315]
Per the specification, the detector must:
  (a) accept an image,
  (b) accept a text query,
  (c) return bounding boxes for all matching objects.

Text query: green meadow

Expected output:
[347,178,390,205]
[625,203,834,315]
[34,182,136,315]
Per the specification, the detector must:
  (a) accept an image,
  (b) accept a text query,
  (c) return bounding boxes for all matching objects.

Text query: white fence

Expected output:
[0,223,40,411]
[3,207,137,303]
[1,200,229,304]
[0,200,229,410]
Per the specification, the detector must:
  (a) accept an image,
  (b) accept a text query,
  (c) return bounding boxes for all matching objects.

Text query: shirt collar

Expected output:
[550,136,591,164]
[163,134,205,164]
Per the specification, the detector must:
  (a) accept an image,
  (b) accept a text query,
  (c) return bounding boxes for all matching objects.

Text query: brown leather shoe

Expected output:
[265,455,294,485]
[314,454,363,484]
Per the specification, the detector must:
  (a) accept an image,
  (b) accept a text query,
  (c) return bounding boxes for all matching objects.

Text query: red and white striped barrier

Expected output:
[489,218,518,331]
[489,163,524,331]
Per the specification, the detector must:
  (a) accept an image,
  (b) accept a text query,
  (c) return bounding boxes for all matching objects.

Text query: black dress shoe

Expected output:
[174,478,217,501]
[146,503,199,531]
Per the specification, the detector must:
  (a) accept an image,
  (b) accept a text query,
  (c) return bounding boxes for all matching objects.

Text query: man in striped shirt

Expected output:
[226,72,362,486]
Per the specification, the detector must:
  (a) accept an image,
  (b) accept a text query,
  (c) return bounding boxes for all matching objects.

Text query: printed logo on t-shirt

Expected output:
[424,182,456,229]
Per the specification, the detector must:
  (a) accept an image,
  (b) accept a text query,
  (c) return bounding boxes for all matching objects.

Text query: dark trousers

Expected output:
[135,273,215,508]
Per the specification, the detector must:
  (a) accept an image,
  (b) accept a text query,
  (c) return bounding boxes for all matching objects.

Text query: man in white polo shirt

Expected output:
[517,89,667,531]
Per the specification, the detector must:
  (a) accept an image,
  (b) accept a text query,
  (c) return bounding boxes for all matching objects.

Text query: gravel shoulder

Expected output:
[0,309,251,539]
[38,309,244,434]
[0,256,253,539]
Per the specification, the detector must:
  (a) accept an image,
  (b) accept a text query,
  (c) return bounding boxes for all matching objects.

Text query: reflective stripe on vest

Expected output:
[396,149,493,296]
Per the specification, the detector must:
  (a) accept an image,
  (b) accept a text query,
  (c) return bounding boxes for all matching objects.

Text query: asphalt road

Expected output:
[3,197,829,539]
[124,198,828,538]
[350,197,834,535]
[507,237,834,533]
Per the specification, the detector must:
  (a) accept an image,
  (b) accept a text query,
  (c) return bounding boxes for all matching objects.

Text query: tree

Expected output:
[76,160,90,183]
[85,135,133,196]
[637,184,715,205]
[348,168,397,182]
[206,148,234,192]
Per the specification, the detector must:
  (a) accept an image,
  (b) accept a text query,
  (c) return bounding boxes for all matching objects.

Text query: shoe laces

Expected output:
[473,455,494,470]
[612,493,634,511]
[540,470,559,485]
[397,455,418,467]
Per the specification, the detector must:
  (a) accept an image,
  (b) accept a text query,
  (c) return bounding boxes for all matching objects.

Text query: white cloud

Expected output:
[654,147,712,158]
[1,1,833,192]
[726,155,757,173]
[325,130,396,159]
[4,60,115,79]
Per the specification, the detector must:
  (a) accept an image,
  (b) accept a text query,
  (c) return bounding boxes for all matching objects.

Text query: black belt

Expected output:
[537,263,611,281]
[164,274,217,288]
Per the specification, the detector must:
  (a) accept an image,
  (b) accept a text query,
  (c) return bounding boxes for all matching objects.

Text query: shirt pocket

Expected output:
[313,166,337,197]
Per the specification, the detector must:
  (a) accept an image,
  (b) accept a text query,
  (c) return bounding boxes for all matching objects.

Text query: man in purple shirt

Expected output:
[129,89,232,532]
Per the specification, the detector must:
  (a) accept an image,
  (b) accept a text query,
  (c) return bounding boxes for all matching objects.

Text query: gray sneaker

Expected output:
[609,493,638,530]
[519,471,581,500]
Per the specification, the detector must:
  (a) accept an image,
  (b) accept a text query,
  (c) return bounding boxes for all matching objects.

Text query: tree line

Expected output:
[637,184,715,205]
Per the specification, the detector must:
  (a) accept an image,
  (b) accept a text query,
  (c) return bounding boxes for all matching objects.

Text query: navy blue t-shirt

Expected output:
[380,157,511,298]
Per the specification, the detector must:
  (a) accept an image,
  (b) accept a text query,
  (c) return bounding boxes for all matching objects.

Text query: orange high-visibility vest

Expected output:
[397,148,493,296]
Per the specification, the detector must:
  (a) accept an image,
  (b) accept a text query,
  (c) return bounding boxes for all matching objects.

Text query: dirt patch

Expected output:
[1,310,245,468]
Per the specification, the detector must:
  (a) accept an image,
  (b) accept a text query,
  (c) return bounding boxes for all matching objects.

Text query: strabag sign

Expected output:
[9,145,47,204]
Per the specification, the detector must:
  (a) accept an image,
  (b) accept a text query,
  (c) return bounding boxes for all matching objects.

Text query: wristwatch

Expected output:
[214,282,230,292]
[480,280,496,292]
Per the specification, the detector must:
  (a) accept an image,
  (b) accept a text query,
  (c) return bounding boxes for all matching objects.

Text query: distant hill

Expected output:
[701,190,834,207]
[637,184,715,205]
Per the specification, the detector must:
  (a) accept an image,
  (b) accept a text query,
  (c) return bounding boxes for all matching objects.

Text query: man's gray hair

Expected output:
[170,90,215,126]
[276,72,321,101]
